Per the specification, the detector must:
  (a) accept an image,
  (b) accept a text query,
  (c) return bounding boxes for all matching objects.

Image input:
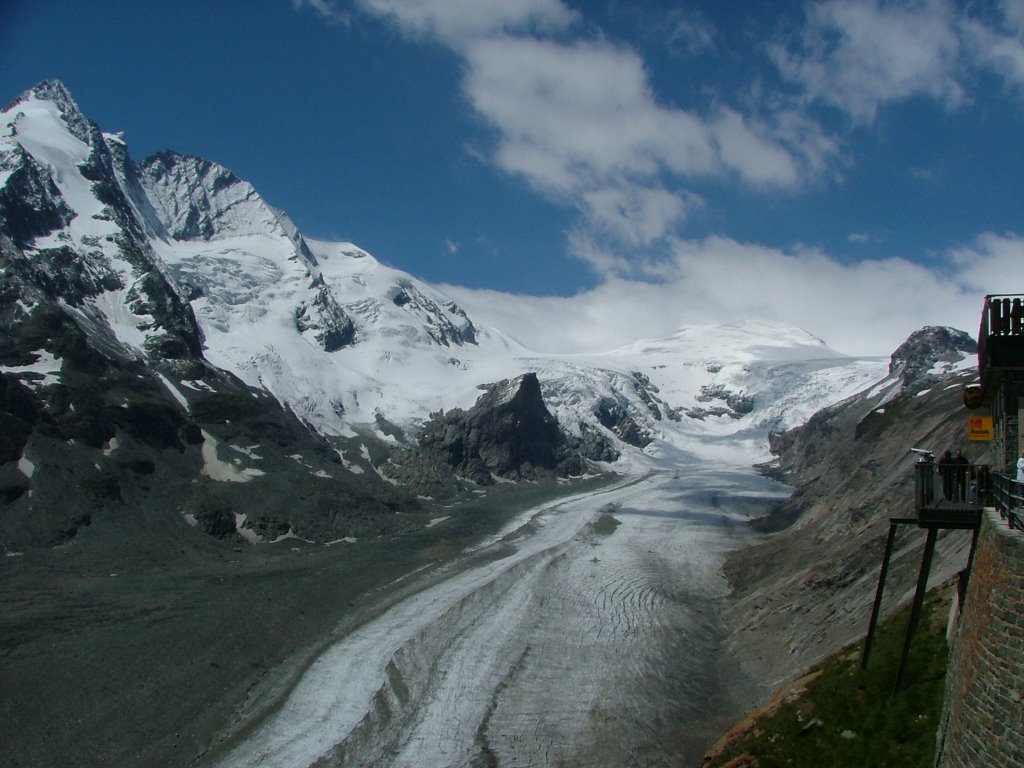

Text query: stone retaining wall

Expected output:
[936,508,1024,767]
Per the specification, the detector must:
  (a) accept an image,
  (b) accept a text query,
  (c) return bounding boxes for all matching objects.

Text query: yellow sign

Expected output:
[968,415,993,441]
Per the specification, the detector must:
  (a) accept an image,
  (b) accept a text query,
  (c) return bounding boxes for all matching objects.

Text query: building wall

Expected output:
[935,508,1024,767]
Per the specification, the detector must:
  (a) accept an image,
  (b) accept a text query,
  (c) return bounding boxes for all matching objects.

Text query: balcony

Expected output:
[913,453,1024,530]
[978,294,1024,387]
[912,454,984,529]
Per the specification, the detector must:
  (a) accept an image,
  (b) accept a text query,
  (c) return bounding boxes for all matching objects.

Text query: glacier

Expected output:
[213,457,788,768]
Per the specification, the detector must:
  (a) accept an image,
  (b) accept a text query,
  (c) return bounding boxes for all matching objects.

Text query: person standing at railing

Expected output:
[938,450,955,500]
[1017,450,1024,488]
[951,449,970,501]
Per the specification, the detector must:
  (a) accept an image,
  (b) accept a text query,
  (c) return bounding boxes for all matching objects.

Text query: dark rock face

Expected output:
[595,397,652,448]
[889,326,977,389]
[632,371,663,420]
[194,503,237,538]
[0,375,37,463]
[687,383,753,421]
[295,280,357,352]
[848,325,977,440]
[385,373,589,497]
[0,150,76,247]
[570,423,621,464]
[423,373,565,479]
[388,282,477,347]
[0,341,424,549]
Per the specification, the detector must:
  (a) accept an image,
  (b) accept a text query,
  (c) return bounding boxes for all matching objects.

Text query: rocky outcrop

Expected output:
[384,373,589,497]
[685,383,754,421]
[0,148,75,247]
[594,396,652,448]
[388,281,477,347]
[295,279,357,352]
[889,326,976,389]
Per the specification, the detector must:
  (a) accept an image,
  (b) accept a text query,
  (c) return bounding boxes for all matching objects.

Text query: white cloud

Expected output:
[463,36,720,187]
[292,0,351,24]
[772,0,965,123]
[711,108,800,187]
[354,0,576,47]
[460,34,826,267]
[578,184,690,250]
[328,2,821,275]
[300,0,1024,335]
[947,231,1024,292]
[963,0,1024,93]
[771,0,1024,121]
[1003,0,1024,33]
[444,234,1024,357]
[564,230,635,276]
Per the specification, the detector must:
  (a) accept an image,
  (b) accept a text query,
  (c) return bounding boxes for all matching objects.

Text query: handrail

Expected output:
[914,455,986,510]
[990,472,1024,530]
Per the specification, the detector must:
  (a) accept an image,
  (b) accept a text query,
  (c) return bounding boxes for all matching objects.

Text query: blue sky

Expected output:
[3,0,1024,354]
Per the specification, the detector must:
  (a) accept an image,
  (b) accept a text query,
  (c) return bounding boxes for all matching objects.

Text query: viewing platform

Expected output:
[978,293,1024,388]
[916,497,983,529]
[988,471,1024,531]
[912,457,1022,530]
[912,454,984,530]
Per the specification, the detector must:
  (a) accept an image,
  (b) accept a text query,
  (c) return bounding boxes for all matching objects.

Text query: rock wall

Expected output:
[936,508,1024,767]
[722,367,976,699]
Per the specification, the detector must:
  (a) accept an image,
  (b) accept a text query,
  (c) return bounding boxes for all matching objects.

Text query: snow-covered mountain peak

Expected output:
[305,238,478,347]
[1,81,907,471]
[2,85,93,194]
[5,80,92,146]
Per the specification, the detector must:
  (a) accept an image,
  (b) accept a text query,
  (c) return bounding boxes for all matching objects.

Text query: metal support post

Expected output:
[862,520,902,670]
[894,526,938,694]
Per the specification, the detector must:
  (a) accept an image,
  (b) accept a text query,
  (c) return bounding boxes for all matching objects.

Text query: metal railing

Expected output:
[990,472,1024,530]
[913,454,986,511]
